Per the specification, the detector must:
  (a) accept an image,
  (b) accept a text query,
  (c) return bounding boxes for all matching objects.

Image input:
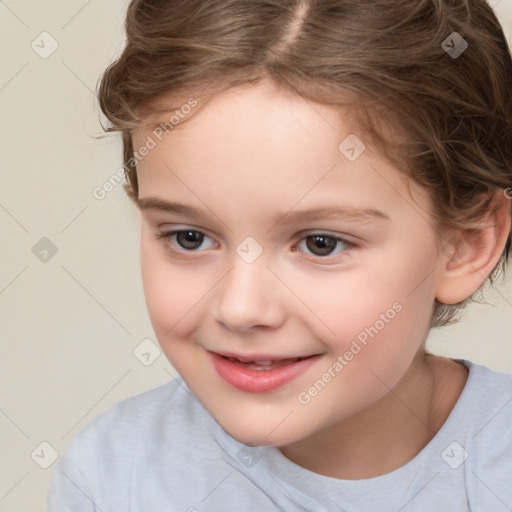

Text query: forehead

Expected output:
[132,80,432,229]
[134,79,358,155]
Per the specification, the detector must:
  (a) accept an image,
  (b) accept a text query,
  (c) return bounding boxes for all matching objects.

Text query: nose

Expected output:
[213,253,286,332]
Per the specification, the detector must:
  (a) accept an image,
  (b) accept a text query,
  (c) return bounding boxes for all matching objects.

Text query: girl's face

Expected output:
[134,79,448,447]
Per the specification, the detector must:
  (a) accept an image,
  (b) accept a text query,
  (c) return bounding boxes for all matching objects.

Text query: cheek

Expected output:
[281,263,405,345]
[285,243,436,368]
[140,237,207,341]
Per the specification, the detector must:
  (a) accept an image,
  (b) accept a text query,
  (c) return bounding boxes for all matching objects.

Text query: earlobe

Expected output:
[435,190,512,305]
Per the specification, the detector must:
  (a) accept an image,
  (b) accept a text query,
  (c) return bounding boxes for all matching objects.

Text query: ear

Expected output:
[435,190,512,305]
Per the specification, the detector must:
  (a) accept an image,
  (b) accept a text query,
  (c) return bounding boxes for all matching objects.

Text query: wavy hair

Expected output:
[96,0,512,326]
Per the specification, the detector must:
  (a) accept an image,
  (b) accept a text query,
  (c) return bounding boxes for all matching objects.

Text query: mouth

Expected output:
[207,350,322,393]
[219,354,311,370]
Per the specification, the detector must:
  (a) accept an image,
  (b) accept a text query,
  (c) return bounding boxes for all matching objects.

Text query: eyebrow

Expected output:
[136,197,390,227]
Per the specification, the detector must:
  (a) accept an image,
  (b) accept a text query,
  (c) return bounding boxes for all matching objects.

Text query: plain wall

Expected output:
[1,1,511,510]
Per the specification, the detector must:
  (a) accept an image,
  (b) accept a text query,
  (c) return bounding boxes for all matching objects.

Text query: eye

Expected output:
[154,228,356,261]
[156,229,217,253]
[295,233,356,258]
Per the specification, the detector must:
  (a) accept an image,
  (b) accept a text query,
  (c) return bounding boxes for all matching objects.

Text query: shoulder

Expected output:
[454,359,512,429]
[463,360,512,406]
[469,361,512,433]
[458,361,512,507]
[52,377,203,484]
[48,377,215,509]
[72,377,184,444]
[434,359,512,461]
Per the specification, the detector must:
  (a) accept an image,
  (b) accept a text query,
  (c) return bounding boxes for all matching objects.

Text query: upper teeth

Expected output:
[227,357,275,365]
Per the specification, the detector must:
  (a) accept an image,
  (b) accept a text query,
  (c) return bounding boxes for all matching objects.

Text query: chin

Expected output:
[215,413,309,448]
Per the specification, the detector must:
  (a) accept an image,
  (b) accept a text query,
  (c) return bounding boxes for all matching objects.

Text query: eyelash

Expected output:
[154,229,357,262]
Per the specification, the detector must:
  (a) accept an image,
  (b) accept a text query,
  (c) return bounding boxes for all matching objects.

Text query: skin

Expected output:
[132,78,510,479]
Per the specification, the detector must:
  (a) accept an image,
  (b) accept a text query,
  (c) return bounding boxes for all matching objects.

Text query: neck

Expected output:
[279,351,468,480]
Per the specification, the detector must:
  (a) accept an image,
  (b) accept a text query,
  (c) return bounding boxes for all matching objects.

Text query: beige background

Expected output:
[1,1,511,510]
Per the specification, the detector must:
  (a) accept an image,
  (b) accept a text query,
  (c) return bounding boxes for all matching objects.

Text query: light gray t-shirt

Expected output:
[47,359,512,511]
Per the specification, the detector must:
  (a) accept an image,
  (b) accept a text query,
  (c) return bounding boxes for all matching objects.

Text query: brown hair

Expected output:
[96,0,512,326]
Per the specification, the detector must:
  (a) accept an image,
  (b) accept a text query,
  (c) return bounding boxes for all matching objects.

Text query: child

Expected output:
[48,0,512,510]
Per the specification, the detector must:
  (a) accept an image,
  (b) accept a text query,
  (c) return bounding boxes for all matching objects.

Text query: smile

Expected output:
[208,351,321,393]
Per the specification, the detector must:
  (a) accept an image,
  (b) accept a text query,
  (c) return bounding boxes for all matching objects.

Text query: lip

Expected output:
[208,351,322,393]
[212,350,314,362]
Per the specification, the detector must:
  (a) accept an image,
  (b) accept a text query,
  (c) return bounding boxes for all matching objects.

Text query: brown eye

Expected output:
[175,230,204,250]
[305,235,339,256]
[296,232,355,260]
[155,229,216,254]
